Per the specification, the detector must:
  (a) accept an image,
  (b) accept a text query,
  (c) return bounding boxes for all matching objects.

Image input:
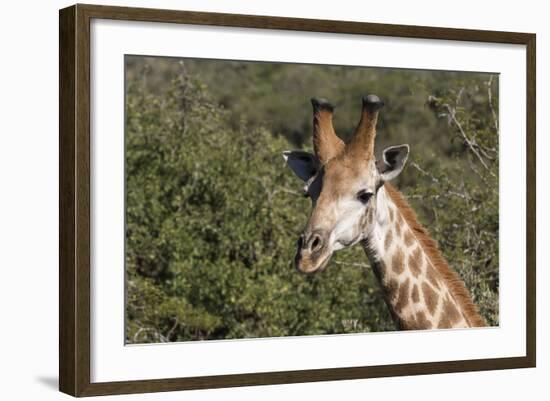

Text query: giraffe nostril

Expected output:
[312,237,320,249]
[309,234,323,252]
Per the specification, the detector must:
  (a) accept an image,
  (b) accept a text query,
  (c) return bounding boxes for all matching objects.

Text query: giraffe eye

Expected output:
[357,190,373,204]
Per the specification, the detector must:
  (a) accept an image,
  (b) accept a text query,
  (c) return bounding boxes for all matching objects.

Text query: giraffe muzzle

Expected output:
[294,230,332,274]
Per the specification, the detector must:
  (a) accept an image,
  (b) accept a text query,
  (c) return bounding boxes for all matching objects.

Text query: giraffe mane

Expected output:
[384,183,487,327]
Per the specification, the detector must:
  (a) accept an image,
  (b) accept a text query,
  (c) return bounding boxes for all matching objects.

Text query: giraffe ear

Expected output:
[379,144,409,182]
[283,150,319,182]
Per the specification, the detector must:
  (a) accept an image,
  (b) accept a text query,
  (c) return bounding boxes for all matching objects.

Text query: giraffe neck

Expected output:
[361,184,483,330]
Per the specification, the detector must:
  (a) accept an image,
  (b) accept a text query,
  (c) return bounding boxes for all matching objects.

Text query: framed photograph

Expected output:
[59,4,536,397]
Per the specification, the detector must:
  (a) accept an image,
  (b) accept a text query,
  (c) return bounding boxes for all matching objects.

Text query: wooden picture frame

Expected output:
[59,3,536,397]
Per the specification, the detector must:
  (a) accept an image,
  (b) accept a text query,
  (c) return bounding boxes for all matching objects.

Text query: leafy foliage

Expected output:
[125,58,499,343]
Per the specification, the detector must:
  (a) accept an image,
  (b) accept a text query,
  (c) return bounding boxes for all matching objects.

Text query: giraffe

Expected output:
[283,95,486,330]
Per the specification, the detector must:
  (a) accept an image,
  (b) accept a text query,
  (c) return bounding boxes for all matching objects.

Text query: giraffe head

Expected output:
[284,95,409,274]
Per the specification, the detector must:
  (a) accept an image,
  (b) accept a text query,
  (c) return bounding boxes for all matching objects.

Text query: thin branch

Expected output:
[132,327,167,343]
[275,186,304,197]
[333,260,371,269]
[487,75,499,135]
[456,87,465,105]
[166,318,179,340]
[409,161,439,184]
[443,104,494,176]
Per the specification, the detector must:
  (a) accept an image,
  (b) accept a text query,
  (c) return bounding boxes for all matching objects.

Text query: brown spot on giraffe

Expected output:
[395,215,402,237]
[438,315,452,329]
[415,311,431,329]
[411,284,420,303]
[408,246,423,277]
[394,278,410,314]
[384,228,393,251]
[388,206,395,222]
[442,296,461,325]
[422,282,438,316]
[391,248,405,274]
[403,229,414,247]
[385,278,399,302]
[426,264,441,289]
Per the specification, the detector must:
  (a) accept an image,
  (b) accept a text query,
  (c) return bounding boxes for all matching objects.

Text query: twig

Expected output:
[166,318,179,340]
[443,103,494,176]
[409,162,439,184]
[132,327,167,343]
[487,75,499,134]
[456,87,465,105]
[333,260,371,269]
[275,186,304,197]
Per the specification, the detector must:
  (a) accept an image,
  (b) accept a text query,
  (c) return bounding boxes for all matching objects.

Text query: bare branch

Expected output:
[443,103,495,176]
[132,326,167,343]
[333,260,371,269]
[275,186,304,197]
[487,75,499,135]
[166,318,179,340]
[409,161,439,184]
